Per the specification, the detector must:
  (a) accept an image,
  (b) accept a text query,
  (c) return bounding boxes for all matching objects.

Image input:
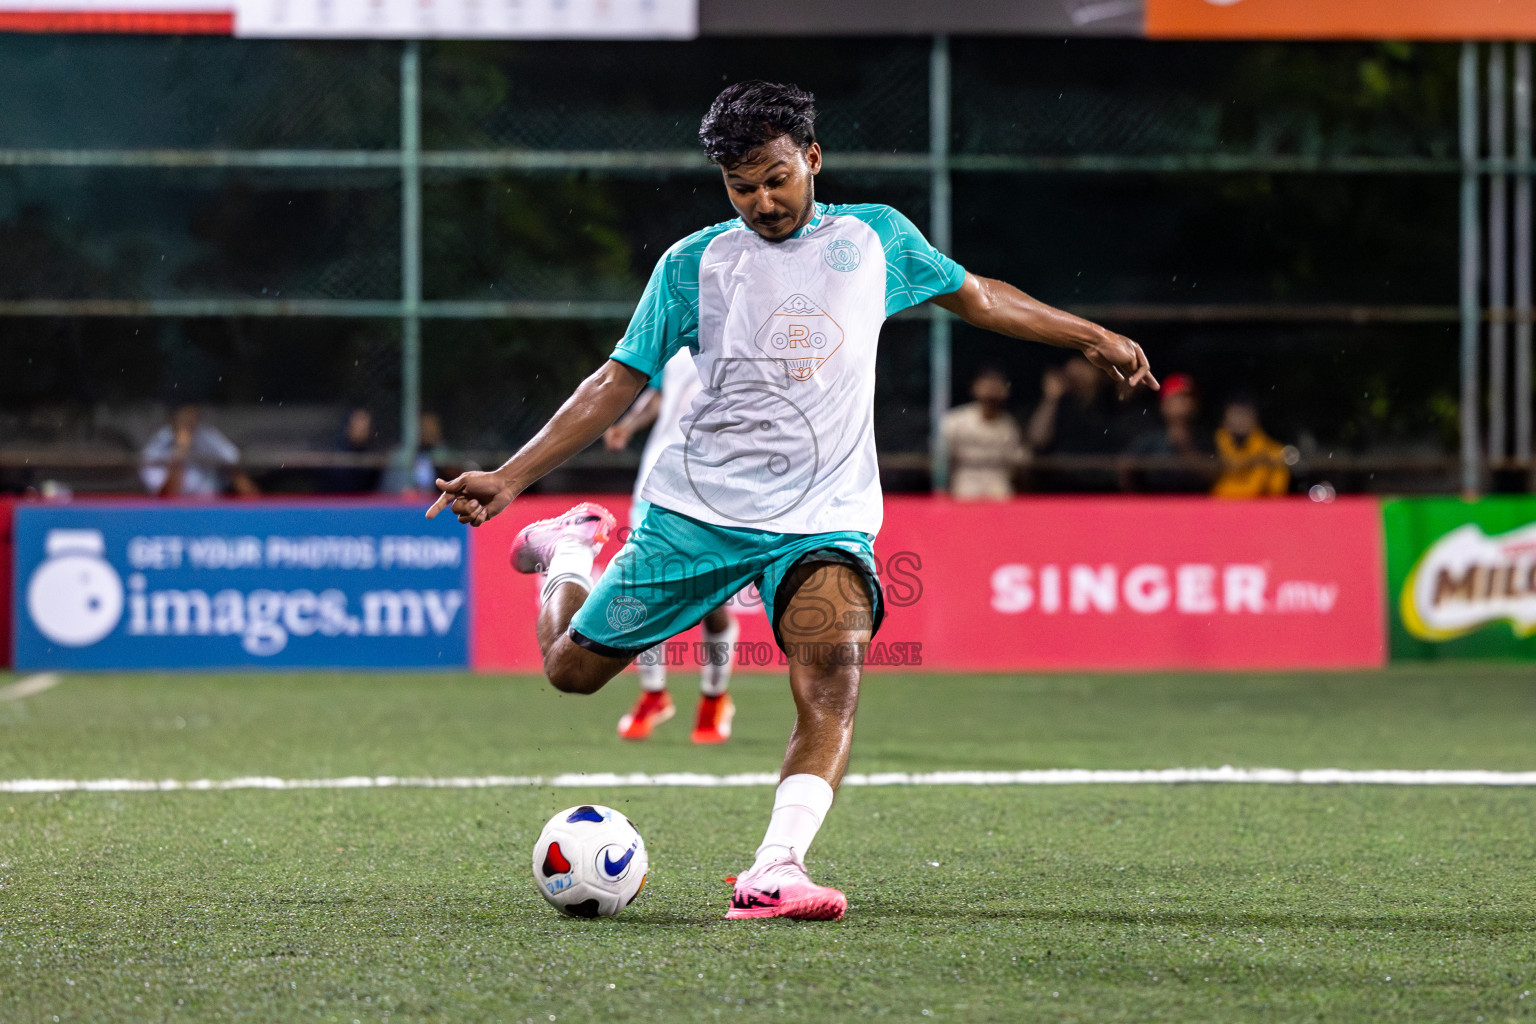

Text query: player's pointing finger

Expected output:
[426,474,466,519]
[1129,343,1160,390]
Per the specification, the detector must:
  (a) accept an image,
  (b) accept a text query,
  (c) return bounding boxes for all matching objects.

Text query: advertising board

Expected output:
[0,499,13,668]
[1146,0,1536,40]
[0,0,695,36]
[1383,497,1536,661]
[13,502,469,670]
[879,496,1384,671]
[471,495,1386,672]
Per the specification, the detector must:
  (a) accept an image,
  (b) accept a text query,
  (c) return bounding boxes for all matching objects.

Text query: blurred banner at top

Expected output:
[1,0,1532,38]
[240,0,695,39]
[1145,0,1536,40]
[0,0,696,37]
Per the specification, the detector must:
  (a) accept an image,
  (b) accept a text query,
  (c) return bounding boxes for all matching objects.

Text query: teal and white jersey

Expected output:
[610,202,965,536]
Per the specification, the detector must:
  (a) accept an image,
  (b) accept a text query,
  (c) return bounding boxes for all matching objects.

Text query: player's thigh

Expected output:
[776,560,876,650]
[762,540,885,655]
[776,560,877,720]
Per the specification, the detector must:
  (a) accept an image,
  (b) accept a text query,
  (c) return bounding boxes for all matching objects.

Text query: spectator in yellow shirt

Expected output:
[1213,396,1290,498]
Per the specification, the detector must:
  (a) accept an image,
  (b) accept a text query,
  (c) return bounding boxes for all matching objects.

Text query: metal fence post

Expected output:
[1515,43,1533,478]
[928,34,953,494]
[1461,42,1483,497]
[400,41,424,475]
[1489,45,1509,468]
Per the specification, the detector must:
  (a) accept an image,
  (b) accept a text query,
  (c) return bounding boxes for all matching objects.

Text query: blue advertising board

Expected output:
[12,503,469,669]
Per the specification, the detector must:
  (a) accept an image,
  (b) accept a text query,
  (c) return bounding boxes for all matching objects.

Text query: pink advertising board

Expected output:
[470,496,1386,673]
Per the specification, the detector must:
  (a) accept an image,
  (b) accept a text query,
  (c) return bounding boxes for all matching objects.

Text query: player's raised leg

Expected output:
[509,501,631,695]
[727,561,873,921]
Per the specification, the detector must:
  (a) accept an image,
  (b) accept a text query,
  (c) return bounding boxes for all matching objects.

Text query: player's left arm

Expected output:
[603,387,662,451]
[932,273,1159,391]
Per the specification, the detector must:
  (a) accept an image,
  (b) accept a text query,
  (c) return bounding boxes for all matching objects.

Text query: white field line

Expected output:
[0,673,60,702]
[4,767,1536,794]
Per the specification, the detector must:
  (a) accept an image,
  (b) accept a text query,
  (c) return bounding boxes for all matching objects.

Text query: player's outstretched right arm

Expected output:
[427,358,648,526]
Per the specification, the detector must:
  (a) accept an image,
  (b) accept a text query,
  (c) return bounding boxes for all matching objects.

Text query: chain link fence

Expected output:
[0,35,1488,495]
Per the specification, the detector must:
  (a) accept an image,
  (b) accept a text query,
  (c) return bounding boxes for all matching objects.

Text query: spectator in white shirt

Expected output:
[941,367,1029,501]
[139,405,258,498]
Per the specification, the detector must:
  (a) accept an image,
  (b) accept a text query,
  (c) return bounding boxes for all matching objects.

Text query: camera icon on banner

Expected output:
[27,529,125,647]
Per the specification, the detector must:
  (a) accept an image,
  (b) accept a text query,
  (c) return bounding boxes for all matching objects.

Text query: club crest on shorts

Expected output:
[824,238,860,272]
[754,293,844,382]
[606,595,647,631]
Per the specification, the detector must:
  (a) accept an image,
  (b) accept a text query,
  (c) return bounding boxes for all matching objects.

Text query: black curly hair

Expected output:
[698,81,818,168]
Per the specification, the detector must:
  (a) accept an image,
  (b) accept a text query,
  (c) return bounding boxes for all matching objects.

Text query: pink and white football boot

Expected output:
[509,501,616,574]
[726,851,846,921]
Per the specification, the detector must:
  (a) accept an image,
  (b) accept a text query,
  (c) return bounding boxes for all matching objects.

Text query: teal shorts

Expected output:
[570,503,884,658]
[629,498,653,532]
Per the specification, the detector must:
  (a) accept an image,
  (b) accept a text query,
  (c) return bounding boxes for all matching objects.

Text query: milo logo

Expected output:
[1400,522,1536,641]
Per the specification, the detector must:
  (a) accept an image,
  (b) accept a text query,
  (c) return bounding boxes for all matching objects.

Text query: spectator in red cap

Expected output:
[1120,372,1214,493]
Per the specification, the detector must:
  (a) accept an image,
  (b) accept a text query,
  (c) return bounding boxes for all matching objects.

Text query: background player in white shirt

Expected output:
[430,81,1157,921]
[603,348,741,743]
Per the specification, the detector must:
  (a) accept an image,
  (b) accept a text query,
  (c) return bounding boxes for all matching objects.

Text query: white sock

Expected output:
[636,645,667,692]
[698,616,737,698]
[751,773,835,871]
[539,536,595,604]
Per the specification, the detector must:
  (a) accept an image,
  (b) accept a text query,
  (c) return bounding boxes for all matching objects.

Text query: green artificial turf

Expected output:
[2,664,1534,780]
[1,666,1534,1022]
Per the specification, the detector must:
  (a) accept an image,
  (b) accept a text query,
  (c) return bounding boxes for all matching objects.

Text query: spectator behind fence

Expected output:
[941,367,1028,501]
[381,411,455,494]
[319,406,383,494]
[140,404,258,498]
[1025,356,1118,491]
[1120,373,1214,493]
[1212,395,1291,498]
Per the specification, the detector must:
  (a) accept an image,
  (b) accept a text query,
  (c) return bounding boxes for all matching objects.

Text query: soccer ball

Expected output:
[532,804,648,918]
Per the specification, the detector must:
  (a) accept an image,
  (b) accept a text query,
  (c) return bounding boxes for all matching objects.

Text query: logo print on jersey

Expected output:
[682,362,820,525]
[754,293,844,382]
[824,239,860,273]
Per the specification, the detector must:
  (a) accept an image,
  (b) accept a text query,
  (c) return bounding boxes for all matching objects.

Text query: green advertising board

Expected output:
[1383,497,1536,660]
